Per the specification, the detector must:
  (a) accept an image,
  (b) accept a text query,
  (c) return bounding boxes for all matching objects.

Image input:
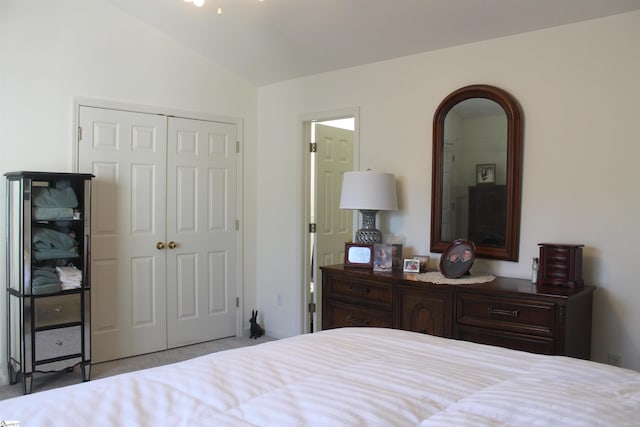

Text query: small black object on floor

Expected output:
[249,310,265,339]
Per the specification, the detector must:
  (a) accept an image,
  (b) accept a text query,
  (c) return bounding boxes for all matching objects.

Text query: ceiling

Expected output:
[105,0,640,86]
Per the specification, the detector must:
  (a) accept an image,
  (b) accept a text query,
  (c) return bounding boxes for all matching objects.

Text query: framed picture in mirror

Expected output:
[476,163,496,184]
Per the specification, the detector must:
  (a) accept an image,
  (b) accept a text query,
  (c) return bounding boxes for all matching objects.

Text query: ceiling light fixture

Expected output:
[184,0,264,15]
[184,0,205,7]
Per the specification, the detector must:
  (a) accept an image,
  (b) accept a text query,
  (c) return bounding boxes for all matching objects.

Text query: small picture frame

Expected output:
[403,259,420,273]
[344,243,374,268]
[476,163,496,184]
[439,239,476,279]
[412,255,430,272]
[373,243,393,272]
[391,244,403,271]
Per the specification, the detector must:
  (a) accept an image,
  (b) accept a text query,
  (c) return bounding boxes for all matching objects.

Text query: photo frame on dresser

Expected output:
[403,259,420,273]
[439,239,476,279]
[373,243,393,272]
[344,243,374,268]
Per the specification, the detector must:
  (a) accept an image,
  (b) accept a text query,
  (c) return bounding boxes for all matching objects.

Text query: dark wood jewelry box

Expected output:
[537,243,584,287]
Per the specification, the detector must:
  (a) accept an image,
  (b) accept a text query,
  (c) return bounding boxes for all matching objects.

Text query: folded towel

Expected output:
[33,207,74,221]
[33,248,79,261]
[32,283,62,295]
[32,227,77,251]
[33,266,62,287]
[32,185,78,208]
[56,265,82,290]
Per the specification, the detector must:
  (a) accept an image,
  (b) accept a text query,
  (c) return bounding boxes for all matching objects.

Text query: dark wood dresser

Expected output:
[320,265,594,359]
[468,185,506,246]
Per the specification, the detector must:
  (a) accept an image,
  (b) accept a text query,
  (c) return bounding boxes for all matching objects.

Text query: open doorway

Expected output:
[302,110,358,333]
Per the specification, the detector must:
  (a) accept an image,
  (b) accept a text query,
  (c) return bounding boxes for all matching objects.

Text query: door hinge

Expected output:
[236,297,239,308]
[236,141,240,153]
[78,126,83,141]
[236,219,239,230]
[310,142,317,153]
[308,302,316,313]
[309,223,316,233]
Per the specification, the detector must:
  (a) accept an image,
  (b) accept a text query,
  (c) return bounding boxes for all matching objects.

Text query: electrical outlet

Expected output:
[607,352,621,366]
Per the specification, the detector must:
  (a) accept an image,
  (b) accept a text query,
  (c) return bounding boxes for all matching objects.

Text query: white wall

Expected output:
[257,11,640,370]
[0,0,258,384]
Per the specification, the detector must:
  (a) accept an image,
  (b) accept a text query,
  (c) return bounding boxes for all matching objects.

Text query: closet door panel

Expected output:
[176,252,198,319]
[78,106,168,363]
[209,251,227,313]
[209,168,227,230]
[167,117,238,347]
[175,166,197,232]
[131,164,157,234]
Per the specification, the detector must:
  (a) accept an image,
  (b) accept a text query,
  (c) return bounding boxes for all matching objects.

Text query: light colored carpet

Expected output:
[0,334,273,400]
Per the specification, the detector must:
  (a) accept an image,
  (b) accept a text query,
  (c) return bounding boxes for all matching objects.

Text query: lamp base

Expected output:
[355,210,383,244]
[355,228,382,244]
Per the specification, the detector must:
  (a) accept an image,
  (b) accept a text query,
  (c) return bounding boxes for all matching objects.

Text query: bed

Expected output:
[1,327,639,426]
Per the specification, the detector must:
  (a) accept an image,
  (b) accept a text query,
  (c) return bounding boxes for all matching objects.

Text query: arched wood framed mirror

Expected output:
[430,84,523,261]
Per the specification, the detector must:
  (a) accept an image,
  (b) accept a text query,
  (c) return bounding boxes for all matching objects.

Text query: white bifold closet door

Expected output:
[77,106,238,363]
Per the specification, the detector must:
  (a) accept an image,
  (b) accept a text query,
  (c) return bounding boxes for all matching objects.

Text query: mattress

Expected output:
[1,327,638,426]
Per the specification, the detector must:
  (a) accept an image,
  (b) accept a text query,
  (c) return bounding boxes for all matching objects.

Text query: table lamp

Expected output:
[339,171,398,243]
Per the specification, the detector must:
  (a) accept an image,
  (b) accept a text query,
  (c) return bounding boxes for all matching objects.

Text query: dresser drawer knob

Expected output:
[56,340,63,346]
[488,307,520,317]
[55,306,62,312]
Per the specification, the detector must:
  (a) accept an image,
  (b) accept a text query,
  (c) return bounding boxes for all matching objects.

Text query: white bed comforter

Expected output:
[1,328,639,426]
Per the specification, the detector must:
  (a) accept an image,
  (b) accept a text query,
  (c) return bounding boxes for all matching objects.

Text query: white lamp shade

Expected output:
[339,171,398,211]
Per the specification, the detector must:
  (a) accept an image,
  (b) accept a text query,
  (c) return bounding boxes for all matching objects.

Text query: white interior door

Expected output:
[315,124,354,267]
[166,117,238,347]
[78,106,168,362]
[306,120,355,332]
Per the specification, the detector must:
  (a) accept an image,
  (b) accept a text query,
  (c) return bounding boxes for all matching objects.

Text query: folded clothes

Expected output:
[32,227,77,251]
[33,249,79,261]
[56,265,82,290]
[33,207,74,221]
[32,184,78,208]
[32,266,62,287]
[32,283,62,295]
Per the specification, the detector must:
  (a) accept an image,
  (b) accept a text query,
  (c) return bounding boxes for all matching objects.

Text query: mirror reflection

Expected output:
[431,85,522,261]
[440,98,507,246]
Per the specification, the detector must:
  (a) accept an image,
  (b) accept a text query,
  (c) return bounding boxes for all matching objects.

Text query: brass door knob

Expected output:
[156,242,165,250]
[168,241,177,249]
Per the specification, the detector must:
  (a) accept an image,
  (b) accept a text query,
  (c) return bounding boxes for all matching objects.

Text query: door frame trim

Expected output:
[299,107,360,334]
[72,97,245,337]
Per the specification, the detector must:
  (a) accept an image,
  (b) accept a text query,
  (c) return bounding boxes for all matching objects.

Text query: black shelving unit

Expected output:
[5,171,93,394]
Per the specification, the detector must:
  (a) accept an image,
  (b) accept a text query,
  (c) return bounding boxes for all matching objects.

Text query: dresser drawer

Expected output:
[325,276,392,309]
[325,300,393,328]
[34,294,81,328]
[457,325,556,355]
[35,326,82,362]
[456,293,556,336]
